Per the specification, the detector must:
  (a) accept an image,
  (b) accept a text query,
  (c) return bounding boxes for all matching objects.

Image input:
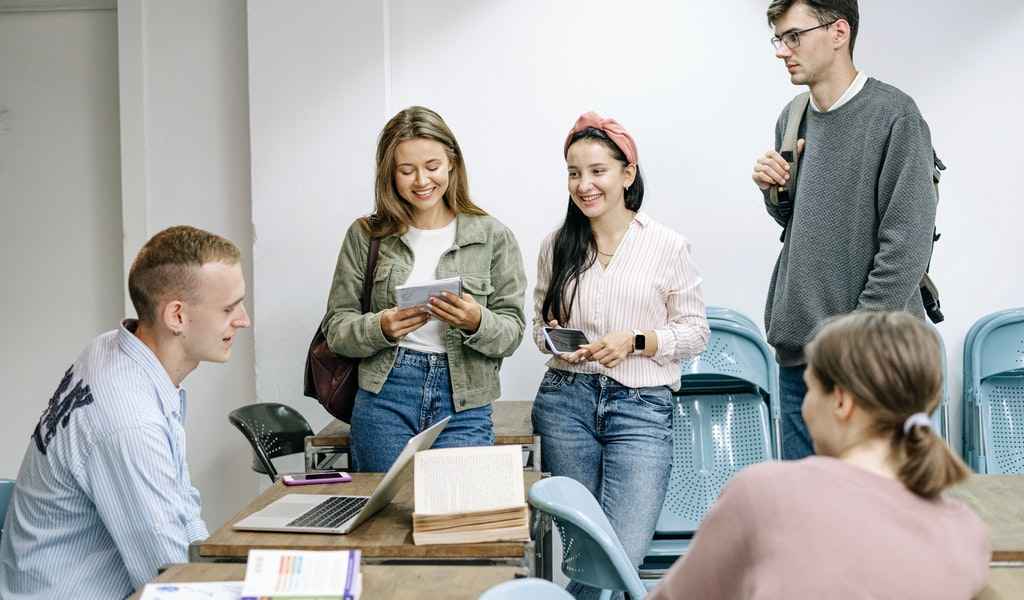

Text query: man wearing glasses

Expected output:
[751,0,939,459]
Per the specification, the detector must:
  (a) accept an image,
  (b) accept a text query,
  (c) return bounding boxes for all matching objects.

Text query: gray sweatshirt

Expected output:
[763,78,937,366]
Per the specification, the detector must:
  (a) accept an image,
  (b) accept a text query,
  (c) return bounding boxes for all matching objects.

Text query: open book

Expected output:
[412,445,531,545]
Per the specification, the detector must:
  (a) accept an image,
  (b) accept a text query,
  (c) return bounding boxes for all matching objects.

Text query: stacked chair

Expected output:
[640,307,780,577]
[962,308,1024,473]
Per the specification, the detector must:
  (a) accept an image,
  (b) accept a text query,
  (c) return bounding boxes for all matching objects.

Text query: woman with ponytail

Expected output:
[531,111,709,600]
[650,311,990,600]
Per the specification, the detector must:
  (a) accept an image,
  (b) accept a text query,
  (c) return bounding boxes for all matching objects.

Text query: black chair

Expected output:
[228,403,314,482]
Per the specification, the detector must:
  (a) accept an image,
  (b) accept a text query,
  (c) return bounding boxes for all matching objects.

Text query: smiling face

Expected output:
[178,261,250,364]
[772,3,838,86]
[565,140,636,220]
[393,137,452,219]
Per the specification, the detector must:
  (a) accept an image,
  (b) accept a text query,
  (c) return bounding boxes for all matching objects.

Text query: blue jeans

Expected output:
[779,364,814,460]
[532,370,672,600]
[351,347,495,472]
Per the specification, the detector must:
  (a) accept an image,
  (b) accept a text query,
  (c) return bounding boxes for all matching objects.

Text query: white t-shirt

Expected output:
[399,219,457,354]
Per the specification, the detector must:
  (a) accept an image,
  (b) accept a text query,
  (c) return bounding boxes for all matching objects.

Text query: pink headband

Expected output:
[563,111,638,165]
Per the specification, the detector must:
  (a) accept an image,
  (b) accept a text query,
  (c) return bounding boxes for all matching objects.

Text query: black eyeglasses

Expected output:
[770,20,837,50]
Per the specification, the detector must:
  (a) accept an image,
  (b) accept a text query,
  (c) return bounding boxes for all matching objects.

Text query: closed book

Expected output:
[241,549,361,600]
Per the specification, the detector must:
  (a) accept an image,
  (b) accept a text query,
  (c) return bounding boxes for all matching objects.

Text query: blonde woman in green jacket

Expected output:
[323,106,527,471]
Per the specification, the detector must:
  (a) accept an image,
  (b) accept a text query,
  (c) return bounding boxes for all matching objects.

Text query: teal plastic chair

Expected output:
[479,578,574,600]
[528,476,651,600]
[0,479,14,539]
[642,309,779,574]
[228,403,314,482]
[962,308,1024,473]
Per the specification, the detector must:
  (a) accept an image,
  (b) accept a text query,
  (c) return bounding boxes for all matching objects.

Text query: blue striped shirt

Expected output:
[0,320,208,599]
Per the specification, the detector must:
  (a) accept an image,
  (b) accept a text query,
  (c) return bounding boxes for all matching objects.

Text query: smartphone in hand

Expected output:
[281,471,352,486]
[542,326,591,354]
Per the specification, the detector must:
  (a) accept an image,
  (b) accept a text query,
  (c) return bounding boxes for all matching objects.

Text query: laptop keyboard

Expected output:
[287,496,369,529]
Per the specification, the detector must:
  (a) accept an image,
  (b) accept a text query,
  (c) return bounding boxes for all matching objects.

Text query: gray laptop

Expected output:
[233,417,450,534]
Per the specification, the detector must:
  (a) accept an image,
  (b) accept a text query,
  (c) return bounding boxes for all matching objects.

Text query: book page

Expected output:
[414,445,525,515]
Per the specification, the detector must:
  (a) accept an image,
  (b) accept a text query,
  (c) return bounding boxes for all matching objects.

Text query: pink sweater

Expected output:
[649,457,990,600]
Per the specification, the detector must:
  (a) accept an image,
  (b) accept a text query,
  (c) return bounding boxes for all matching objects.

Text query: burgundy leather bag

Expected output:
[303,238,381,423]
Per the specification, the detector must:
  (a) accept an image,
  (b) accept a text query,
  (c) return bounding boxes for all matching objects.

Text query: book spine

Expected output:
[343,549,360,599]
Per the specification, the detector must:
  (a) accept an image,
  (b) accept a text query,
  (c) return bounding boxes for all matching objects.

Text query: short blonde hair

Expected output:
[364,106,486,238]
[806,311,969,498]
[128,225,240,323]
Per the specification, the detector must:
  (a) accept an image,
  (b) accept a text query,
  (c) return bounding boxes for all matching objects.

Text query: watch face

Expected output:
[634,334,645,351]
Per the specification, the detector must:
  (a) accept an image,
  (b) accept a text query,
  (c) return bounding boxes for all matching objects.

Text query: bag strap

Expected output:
[768,91,810,208]
[360,237,381,314]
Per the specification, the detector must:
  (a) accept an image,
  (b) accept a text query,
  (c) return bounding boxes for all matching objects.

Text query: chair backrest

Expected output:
[478,577,574,600]
[657,392,771,536]
[681,315,780,455]
[228,403,314,480]
[963,309,1024,473]
[527,477,647,600]
[0,479,14,538]
[706,306,761,336]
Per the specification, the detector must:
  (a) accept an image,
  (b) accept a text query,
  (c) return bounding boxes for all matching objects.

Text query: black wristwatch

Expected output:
[633,329,646,354]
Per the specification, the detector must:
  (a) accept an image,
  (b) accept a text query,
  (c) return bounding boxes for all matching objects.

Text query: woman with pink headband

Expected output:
[531,111,710,599]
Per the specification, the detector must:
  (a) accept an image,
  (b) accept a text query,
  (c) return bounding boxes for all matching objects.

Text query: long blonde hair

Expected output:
[363,106,486,238]
[805,311,969,499]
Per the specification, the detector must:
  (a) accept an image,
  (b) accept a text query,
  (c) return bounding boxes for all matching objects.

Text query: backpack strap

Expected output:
[768,91,810,210]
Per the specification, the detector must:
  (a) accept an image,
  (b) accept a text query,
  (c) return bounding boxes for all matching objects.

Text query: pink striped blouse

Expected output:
[532,211,709,390]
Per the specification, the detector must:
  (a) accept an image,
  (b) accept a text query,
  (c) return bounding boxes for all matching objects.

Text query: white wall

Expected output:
[118,0,258,529]
[248,0,388,432]
[0,8,122,479]
[249,0,1024,452]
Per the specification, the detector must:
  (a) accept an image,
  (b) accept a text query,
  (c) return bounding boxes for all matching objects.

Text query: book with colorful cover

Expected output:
[240,549,361,600]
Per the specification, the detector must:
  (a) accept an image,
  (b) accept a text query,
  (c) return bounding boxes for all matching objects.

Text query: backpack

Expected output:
[768,92,945,324]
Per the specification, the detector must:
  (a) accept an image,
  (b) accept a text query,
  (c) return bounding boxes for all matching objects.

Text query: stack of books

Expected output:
[241,549,362,600]
[412,445,531,545]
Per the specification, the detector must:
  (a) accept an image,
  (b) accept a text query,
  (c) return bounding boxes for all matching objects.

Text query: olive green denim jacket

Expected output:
[323,213,527,411]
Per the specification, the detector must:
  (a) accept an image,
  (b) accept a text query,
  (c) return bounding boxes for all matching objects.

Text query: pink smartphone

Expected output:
[281,471,352,486]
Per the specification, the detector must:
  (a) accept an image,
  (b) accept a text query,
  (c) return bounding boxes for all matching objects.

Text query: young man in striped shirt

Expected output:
[0,225,251,599]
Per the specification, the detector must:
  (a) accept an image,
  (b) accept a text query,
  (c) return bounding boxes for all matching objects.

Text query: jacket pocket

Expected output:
[462,275,494,305]
[369,263,393,311]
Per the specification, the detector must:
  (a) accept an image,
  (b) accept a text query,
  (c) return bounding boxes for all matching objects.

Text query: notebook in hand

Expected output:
[232,417,449,535]
[412,444,531,545]
[395,276,463,310]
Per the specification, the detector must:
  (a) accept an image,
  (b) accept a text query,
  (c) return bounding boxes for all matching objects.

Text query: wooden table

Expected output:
[306,400,540,471]
[949,475,1024,564]
[193,472,552,580]
[131,563,527,599]
[976,567,1024,599]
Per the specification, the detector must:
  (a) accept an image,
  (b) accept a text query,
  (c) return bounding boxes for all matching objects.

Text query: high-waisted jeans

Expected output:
[532,369,673,600]
[351,347,494,472]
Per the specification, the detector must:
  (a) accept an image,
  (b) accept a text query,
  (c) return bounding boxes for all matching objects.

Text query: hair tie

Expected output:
[564,111,638,165]
[902,412,932,435]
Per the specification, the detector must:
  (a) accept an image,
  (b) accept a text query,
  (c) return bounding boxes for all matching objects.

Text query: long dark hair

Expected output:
[541,128,645,324]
